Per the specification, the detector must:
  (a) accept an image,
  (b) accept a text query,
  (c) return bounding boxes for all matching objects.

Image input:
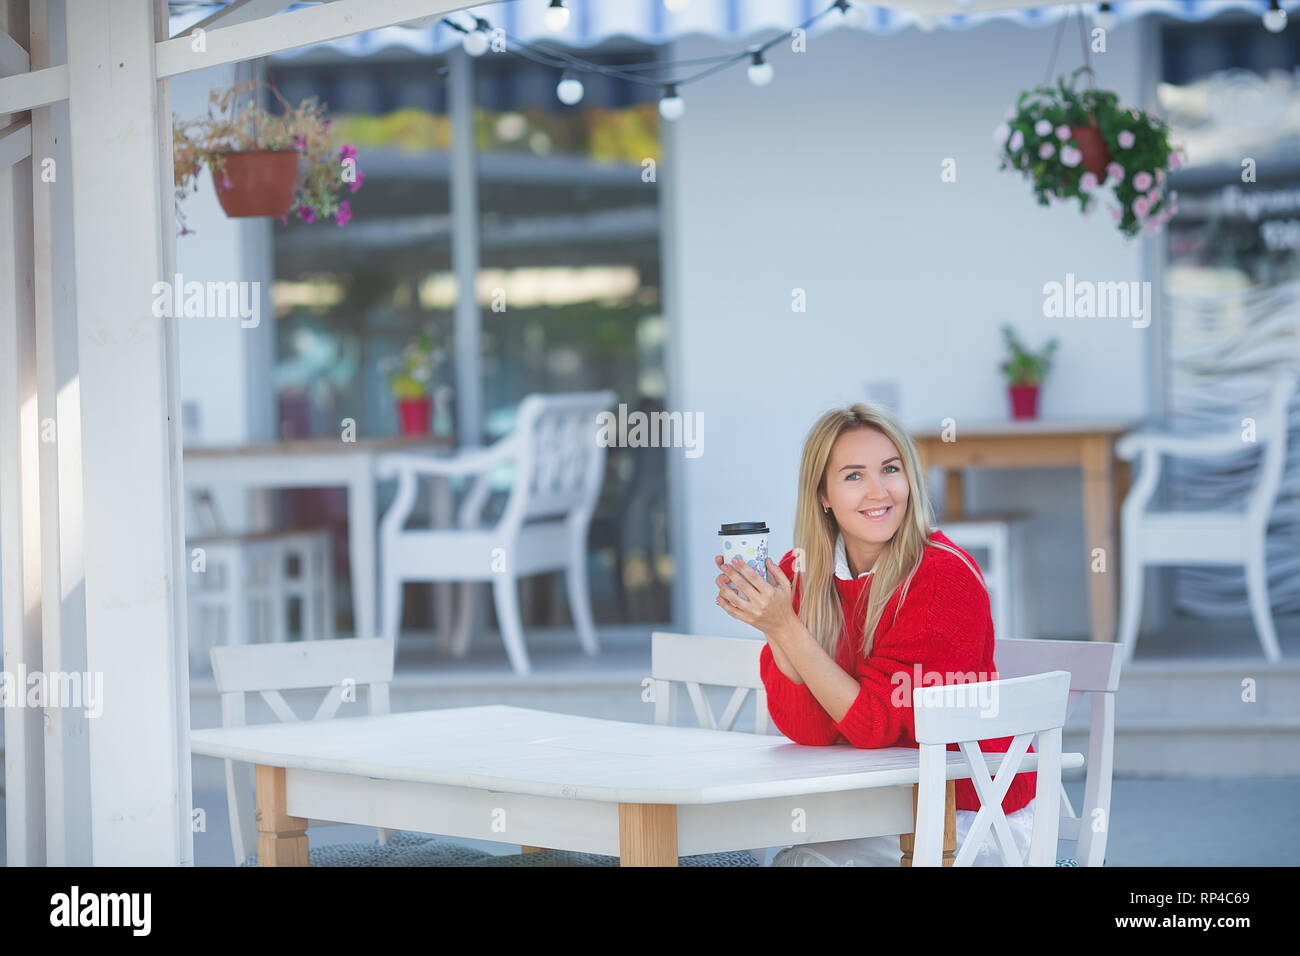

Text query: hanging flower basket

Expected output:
[173,78,363,235]
[994,67,1183,238]
[210,150,301,218]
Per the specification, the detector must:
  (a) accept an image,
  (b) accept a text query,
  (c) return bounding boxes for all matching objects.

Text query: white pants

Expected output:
[768,798,1037,867]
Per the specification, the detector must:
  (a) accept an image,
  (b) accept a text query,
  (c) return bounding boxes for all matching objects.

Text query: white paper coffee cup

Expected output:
[718,521,770,587]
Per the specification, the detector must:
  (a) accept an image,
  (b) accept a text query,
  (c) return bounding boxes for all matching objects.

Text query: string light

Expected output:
[462,18,490,56]
[556,70,584,105]
[1094,3,1117,30]
[544,0,570,32]
[659,84,685,120]
[1263,0,1288,31]
[747,51,774,86]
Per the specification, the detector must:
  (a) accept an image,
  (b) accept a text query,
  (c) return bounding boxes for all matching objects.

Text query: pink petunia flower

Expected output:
[1133,170,1153,192]
[1133,196,1150,217]
[1170,152,1182,170]
[1117,130,1136,149]
[298,204,316,223]
[1080,171,1099,191]
[1056,125,1071,140]
[1034,119,1053,137]
[339,144,357,161]
[1148,188,1161,203]
[1112,207,1122,222]
[1106,162,1126,182]
[994,123,1011,145]
[1039,142,1056,160]
[335,200,351,227]
[1060,145,1082,168]
[348,170,365,194]
[1009,130,1024,152]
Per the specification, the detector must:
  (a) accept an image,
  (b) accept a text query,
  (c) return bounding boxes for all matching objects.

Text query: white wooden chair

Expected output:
[1115,368,1297,663]
[995,637,1122,867]
[187,488,335,670]
[209,637,396,866]
[912,670,1073,866]
[939,511,1033,640]
[650,631,769,734]
[376,390,616,675]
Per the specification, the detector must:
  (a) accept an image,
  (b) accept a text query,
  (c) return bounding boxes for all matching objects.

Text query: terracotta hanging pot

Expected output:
[1068,123,1111,179]
[211,150,301,218]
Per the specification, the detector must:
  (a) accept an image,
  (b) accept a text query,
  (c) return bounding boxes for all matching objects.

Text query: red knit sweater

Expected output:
[759,529,1036,815]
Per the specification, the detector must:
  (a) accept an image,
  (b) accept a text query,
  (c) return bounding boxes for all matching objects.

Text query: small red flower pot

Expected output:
[1009,385,1040,420]
[211,150,301,218]
[1069,124,1112,180]
[396,397,432,436]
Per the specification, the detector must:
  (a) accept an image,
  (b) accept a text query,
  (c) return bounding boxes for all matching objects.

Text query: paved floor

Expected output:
[181,774,1300,867]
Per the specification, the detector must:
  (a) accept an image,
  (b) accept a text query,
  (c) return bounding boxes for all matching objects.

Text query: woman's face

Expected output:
[819,428,909,547]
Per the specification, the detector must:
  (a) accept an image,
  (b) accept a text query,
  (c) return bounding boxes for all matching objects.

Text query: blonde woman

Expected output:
[714,402,1038,866]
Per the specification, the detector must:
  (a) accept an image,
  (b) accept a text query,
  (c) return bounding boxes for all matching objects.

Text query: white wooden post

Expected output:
[449,47,482,447]
[64,0,192,864]
[31,0,92,867]
[0,0,46,868]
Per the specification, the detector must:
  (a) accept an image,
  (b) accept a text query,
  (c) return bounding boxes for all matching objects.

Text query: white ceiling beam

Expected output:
[156,0,485,77]
[0,118,31,169]
[0,63,68,115]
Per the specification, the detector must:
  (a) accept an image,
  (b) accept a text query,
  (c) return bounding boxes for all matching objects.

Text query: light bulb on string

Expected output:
[1263,0,1288,31]
[659,85,685,120]
[544,0,570,32]
[1094,3,1117,31]
[556,71,584,105]
[462,19,489,56]
[838,0,866,27]
[748,51,774,86]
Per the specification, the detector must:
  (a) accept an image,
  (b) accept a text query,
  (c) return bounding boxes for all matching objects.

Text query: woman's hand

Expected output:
[714,555,798,639]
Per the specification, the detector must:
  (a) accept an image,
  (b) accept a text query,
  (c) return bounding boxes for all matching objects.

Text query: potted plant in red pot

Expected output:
[387,332,440,436]
[1000,324,1058,421]
[172,79,363,235]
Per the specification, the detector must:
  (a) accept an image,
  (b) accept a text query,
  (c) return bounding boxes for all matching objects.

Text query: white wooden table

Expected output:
[183,436,457,643]
[190,705,1084,867]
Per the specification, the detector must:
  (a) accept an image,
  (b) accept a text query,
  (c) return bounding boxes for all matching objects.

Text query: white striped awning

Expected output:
[168,0,1300,57]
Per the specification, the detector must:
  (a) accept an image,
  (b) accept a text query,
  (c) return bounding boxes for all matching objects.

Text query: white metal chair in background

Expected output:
[995,637,1121,867]
[939,511,1033,640]
[913,670,1076,866]
[187,488,335,670]
[209,637,395,866]
[377,390,616,676]
[650,631,769,734]
[1115,368,1298,664]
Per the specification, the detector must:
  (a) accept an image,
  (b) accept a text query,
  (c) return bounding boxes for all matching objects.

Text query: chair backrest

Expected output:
[650,632,768,734]
[994,637,1120,867]
[1247,368,1298,521]
[912,670,1071,866]
[500,391,617,527]
[209,637,393,864]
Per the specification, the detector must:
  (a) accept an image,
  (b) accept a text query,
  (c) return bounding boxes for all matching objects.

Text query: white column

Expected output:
[448,48,482,447]
[31,0,92,867]
[0,0,45,868]
[65,0,192,864]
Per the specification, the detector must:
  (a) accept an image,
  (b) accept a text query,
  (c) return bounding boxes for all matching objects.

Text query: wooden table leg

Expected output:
[255,765,309,867]
[520,845,545,854]
[900,781,956,866]
[1081,436,1118,643]
[618,803,677,866]
[944,469,966,519]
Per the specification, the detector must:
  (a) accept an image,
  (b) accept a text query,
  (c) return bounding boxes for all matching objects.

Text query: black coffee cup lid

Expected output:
[719,522,769,535]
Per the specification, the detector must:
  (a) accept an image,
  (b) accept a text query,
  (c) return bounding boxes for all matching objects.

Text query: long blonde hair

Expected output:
[793,402,984,660]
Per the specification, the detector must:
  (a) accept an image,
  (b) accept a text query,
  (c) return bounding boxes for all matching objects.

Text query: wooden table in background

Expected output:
[910,419,1138,644]
[184,435,458,643]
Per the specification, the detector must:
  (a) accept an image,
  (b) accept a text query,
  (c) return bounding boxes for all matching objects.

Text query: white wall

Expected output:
[665,20,1157,639]
[171,62,276,529]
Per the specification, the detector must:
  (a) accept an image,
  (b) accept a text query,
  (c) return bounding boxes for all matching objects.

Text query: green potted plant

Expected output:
[172,79,363,235]
[995,67,1183,238]
[385,331,440,436]
[999,324,1058,421]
